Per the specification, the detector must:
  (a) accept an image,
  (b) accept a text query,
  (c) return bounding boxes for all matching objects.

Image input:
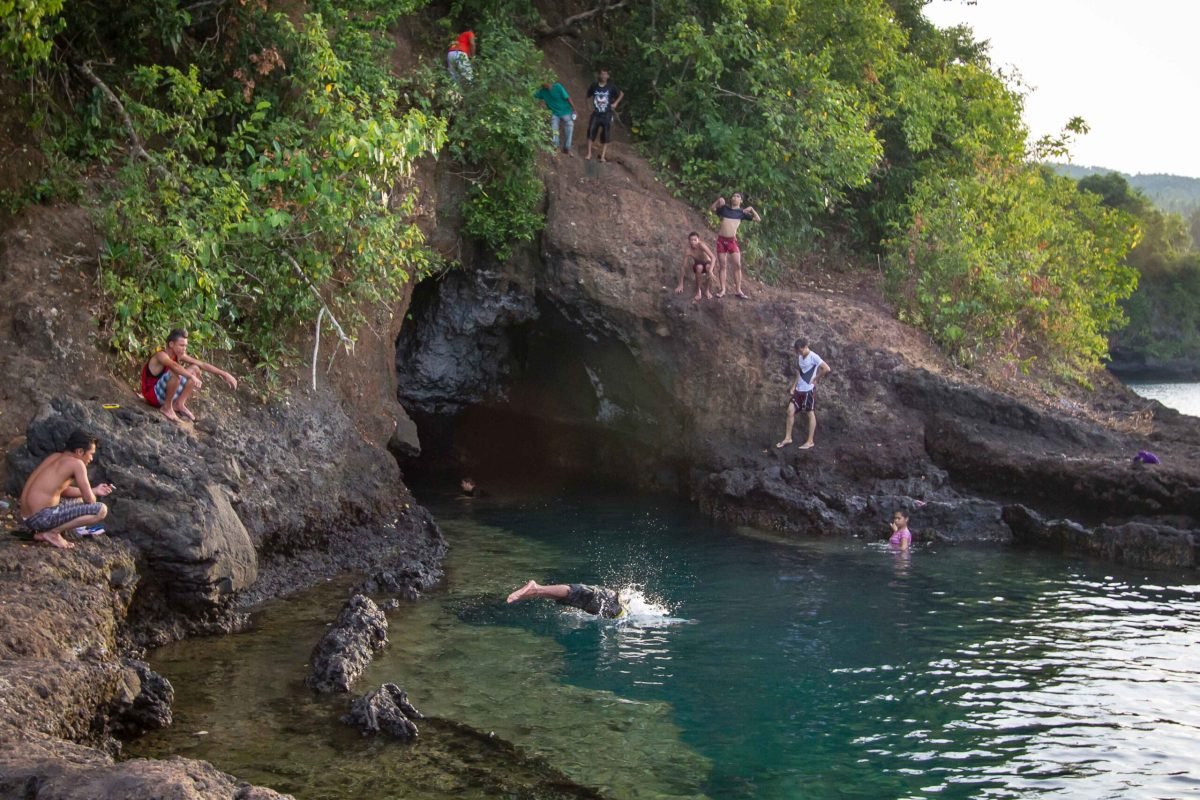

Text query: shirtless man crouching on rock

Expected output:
[675,231,718,302]
[19,430,114,549]
[140,328,238,423]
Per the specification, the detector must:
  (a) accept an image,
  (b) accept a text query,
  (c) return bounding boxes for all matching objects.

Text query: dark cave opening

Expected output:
[393,270,688,495]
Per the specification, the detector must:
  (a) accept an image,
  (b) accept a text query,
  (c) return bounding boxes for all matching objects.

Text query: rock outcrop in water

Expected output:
[306,594,389,693]
[0,536,289,798]
[342,683,423,739]
[1004,504,1199,568]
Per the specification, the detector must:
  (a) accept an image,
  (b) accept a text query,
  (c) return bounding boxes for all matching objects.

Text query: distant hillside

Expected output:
[1051,163,1200,214]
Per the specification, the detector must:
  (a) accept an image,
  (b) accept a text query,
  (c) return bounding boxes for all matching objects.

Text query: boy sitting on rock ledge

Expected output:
[140,328,238,423]
[19,430,113,549]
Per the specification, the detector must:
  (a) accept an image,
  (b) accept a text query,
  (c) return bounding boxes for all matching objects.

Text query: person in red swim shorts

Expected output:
[710,192,761,299]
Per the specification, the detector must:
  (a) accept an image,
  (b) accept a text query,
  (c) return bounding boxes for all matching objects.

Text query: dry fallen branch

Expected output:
[284,251,354,391]
[535,0,633,41]
[76,61,177,185]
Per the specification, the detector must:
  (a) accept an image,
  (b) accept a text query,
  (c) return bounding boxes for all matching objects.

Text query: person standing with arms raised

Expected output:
[710,192,761,299]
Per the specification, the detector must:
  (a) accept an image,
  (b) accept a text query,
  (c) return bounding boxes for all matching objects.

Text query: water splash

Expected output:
[616,584,692,626]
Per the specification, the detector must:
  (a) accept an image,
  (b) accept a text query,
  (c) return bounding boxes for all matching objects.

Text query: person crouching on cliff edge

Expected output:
[140,328,238,423]
[19,430,113,549]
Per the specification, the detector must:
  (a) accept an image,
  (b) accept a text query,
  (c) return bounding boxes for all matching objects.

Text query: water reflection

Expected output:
[128,496,1200,800]
[857,572,1200,798]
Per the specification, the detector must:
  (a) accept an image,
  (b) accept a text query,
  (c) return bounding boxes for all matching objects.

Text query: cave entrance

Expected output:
[394,270,686,495]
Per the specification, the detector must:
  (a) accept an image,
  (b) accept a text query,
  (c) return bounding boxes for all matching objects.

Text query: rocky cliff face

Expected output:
[396,149,1200,559]
[0,203,442,794]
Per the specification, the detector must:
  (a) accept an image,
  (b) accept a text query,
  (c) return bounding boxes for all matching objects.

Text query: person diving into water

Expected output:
[506,580,627,619]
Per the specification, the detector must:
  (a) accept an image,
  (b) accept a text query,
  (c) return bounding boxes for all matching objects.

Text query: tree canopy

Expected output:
[1,0,1148,381]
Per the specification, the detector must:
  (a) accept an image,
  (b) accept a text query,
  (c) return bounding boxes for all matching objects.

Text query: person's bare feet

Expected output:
[716,289,727,298]
[507,580,537,604]
[586,153,592,160]
[565,150,574,158]
[704,289,713,300]
[175,404,197,422]
[692,292,702,303]
[34,531,75,549]
[775,439,792,448]
[798,442,815,450]
[159,406,181,422]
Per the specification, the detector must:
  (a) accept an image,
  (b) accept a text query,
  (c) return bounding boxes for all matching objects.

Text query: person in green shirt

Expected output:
[534,81,577,156]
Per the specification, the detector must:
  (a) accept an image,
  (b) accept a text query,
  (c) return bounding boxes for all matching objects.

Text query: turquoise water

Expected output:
[1127,381,1200,417]
[131,493,1200,799]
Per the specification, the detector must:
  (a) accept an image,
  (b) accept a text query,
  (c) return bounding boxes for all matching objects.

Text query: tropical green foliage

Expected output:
[4,0,448,370]
[0,0,64,69]
[97,9,445,364]
[401,21,548,258]
[1056,163,1200,216]
[102,40,444,366]
[605,0,891,251]
[2,0,1160,381]
[1077,172,1200,364]
[887,165,1138,377]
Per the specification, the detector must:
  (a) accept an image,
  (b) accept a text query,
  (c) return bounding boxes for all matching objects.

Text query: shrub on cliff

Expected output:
[5,0,445,372]
[398,19,547,260]
[886,164,1139,378]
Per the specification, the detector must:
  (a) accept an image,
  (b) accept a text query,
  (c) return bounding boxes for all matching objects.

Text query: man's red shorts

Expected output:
[716,235,739,254]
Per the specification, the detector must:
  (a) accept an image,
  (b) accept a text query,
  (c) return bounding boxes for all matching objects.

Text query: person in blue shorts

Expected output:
[506,580,626,618]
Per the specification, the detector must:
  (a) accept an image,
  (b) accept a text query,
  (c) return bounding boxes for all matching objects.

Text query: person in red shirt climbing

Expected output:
[447,30,476,84]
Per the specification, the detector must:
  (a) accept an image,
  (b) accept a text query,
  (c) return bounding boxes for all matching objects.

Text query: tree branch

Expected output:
[76,61,176,184]
[285,251,355,375]
[535,0,632,41]
[76,62,151,163]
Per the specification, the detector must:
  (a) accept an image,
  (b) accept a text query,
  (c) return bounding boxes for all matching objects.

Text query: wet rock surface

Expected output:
[353,558,444,601]
[306,594,389,693]
[1004,504,1199,568]
[109,658,175,738]
[0,203,446,797]
[0,536,288,798]
[342,683,423,739]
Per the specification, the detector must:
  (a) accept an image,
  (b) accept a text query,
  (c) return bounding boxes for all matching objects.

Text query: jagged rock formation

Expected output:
[353,561,444,601]
[306,594,389,693]
[0,202,442,795]
[0,537,288,798]
[1004,504,1199,568]
[342,683,423,739]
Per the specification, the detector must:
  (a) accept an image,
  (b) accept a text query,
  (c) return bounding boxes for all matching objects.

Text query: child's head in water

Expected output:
[891,510,910,532]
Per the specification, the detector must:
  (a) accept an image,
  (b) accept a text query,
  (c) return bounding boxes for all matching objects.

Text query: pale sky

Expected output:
[922,0,1200,178]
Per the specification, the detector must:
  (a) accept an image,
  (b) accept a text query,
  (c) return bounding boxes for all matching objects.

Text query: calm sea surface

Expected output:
[128,494,1200,799]
[1127,381,1200,417]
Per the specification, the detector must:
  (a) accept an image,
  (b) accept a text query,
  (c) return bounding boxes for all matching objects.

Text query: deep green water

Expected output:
[128,493,1200,799]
